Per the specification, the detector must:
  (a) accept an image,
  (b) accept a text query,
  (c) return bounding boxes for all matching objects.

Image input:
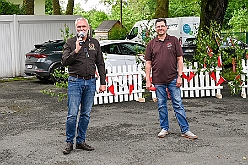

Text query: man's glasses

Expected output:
[84,48,89,58]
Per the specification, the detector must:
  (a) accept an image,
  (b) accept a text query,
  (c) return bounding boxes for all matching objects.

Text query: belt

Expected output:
[69,74,95,80]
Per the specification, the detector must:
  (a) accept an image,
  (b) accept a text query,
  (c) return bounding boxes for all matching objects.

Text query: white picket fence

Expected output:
[181,62,223,98]
[241,59,248,98]
[151,62,224,100]
[93,62,226,105]
[94,65,144,105]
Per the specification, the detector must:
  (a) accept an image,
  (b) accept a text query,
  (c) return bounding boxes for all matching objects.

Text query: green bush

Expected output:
[0,0,24,15]
[108,27,127,40]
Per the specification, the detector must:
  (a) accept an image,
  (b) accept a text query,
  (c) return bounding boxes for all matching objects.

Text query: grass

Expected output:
[0,76,37,83]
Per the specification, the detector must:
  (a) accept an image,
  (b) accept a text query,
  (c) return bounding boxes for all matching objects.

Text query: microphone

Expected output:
[78,31,85,46]
[79,31,85,38]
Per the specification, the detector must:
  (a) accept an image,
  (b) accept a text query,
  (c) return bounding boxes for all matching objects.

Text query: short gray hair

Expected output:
[75,18,89,26]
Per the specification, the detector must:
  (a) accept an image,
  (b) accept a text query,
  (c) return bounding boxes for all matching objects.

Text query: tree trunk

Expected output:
[23,0,34,15]
[154,0,169,18]
[65,0,74,15]
[200,0,228,30]
[52,0,61,15]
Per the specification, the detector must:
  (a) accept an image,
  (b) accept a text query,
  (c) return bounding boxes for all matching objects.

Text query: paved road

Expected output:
[0,79,247,165]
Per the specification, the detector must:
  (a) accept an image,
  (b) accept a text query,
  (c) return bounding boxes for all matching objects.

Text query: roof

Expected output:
[99,40,144,46]
[95,20,120,32]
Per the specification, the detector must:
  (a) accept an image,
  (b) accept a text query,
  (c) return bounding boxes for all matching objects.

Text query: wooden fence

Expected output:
[151,62,224,100]
[94,65,144,105]
[93,62,226,105]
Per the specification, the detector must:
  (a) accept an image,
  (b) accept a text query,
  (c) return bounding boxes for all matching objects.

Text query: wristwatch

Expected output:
[178,74,182,78]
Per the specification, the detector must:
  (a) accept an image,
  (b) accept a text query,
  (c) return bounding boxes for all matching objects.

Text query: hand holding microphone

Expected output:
[75,31,85,53]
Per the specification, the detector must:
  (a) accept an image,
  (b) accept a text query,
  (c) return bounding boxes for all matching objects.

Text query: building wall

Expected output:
[95,32,108,40]
[0,15,80,78]
[95,21,123,40]
[7,0,45,15]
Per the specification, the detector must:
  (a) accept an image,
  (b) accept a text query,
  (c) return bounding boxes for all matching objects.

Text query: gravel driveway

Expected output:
[0,79,247,165]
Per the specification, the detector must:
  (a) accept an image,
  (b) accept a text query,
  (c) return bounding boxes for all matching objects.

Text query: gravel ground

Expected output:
[0,79,247,165]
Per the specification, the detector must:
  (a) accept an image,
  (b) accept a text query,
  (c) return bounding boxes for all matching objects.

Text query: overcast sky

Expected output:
[74,0,109,12]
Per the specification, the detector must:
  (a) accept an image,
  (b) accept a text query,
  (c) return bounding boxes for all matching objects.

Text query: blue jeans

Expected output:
[65,76,96,144]
[154,78,189,134]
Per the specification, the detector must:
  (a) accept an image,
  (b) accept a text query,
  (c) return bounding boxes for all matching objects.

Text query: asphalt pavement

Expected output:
[0,79,247,165]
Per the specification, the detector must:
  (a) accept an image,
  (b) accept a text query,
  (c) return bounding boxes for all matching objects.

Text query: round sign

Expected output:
[183,24,191,34]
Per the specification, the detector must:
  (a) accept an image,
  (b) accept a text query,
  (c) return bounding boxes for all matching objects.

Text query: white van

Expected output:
[126,17,200,45]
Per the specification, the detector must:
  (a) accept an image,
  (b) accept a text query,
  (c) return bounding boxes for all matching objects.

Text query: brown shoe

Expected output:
[76,142,94,151]
[63,142,73,154]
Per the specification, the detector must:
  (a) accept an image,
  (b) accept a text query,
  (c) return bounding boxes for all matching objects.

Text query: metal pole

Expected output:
[120,0,122,24]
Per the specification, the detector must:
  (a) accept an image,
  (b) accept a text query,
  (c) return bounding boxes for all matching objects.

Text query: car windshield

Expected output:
[30,45,47,53]
[121,43,145,55]
[101,42,145,55]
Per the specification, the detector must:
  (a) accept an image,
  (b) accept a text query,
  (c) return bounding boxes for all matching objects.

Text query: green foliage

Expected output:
[108,0,155,32]
[169,0,201,17]
[80,9,109,32]
[194,22,221,72]
[0,0,24,14]
[194,22,246,94]
[108,27,127,40]
[0,76,36,83]
[60,24,74,41]
[223,0,248,30]
[42,24,72,100]
[228,8,248,32]
[45,0,53,15]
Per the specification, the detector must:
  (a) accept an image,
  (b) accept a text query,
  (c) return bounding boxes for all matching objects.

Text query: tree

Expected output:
[52,0,61,15]
[108,0,156,31]
[200,0,228,30]
[223,0,248,30]
[81,9,109,30]
[228,8,248,32]
[45,0,53,15]
[65,0,74,15]
[169,0,200,17]
[154,0,169,18]
[0,0,24,14]
[23,0,34,15]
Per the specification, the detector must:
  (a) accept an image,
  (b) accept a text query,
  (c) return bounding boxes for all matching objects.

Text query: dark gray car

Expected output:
[24,40,65,82]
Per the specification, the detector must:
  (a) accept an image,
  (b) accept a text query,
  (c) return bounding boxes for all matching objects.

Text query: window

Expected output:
[101,44,121,54]
[126,27,138,40]
[120,43,145,55]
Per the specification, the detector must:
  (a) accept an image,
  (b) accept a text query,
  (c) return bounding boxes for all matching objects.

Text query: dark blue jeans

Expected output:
[154,78,189,134]
[65,76,96,144]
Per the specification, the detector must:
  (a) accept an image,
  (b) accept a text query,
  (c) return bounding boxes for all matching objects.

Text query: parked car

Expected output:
[24,40,65,82]
[24,40,145,82]
[182,38,196,61]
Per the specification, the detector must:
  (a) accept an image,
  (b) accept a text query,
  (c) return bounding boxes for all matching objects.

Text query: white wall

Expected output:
[7,0,45,15]
[0,15,80,78]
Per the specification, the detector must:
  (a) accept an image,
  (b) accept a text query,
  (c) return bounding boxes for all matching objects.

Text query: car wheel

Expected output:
[36,76,49,81]
[50,63,66,83]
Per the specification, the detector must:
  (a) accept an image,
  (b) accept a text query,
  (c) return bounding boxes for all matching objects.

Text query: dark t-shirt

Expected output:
[145,34,183,84]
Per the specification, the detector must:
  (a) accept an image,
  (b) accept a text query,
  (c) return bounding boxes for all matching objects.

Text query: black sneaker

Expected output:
[76,142,94,151]
[63,142,73,154]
